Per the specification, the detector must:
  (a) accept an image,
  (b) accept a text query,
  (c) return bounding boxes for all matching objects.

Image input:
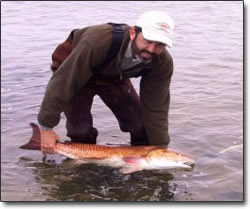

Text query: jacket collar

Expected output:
[117,26,162,70]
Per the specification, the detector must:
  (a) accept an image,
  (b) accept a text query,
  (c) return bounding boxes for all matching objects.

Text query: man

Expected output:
[38,10,174,154]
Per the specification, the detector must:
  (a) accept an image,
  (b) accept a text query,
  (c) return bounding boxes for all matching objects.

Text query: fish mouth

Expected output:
[184,161,195,169]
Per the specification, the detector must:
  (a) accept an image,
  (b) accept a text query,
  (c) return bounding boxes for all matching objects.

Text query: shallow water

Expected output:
[1,1,243,201]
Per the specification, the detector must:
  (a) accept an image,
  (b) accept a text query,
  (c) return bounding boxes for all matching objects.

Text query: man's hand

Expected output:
[40,129,59,154]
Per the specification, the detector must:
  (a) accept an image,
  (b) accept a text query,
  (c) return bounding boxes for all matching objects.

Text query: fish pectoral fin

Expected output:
[119,167,142,174]
[120,157,143,174]
[122,157,142,165]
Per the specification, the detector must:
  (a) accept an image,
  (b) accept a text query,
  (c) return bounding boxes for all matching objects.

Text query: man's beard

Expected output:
[131,39,156,62]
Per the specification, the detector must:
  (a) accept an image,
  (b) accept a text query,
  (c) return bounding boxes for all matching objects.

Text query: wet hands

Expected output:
[40,129,59,154]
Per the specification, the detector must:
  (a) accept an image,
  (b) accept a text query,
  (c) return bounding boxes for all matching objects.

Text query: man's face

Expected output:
[130,27,166,62]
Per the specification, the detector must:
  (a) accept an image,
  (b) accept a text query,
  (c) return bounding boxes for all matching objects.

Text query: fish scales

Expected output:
[56,143,159,159]
[20,123,195,174]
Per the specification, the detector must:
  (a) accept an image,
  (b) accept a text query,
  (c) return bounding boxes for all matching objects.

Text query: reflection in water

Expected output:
[19,157,192,201]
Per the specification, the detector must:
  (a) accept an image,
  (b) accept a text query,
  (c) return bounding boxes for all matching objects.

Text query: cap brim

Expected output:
[142,28,172,48]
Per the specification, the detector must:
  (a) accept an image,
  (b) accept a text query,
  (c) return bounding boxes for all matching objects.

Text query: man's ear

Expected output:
[129,27,136,40]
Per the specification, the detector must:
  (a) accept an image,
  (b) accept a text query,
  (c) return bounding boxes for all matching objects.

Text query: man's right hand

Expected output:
[40,129,59,154]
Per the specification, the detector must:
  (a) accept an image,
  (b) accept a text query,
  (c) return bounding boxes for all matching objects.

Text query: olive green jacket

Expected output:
[38,23,173,145]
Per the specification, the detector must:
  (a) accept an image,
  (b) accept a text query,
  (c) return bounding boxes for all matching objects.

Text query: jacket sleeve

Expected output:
[140,55,173,145]
[38,41,96,128]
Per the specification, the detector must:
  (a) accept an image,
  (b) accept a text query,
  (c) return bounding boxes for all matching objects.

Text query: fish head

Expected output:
[145,148,195,169]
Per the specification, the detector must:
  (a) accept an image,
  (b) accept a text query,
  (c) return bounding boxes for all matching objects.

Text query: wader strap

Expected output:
[94,23,125,72]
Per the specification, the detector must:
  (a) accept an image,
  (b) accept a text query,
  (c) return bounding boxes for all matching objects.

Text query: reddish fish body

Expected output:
[20,123,195,174]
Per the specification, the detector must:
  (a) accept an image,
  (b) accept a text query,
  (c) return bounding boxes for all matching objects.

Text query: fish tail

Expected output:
[19,123,41,150]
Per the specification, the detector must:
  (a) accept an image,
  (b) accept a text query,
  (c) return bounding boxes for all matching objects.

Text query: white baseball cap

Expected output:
[136,10,174,48]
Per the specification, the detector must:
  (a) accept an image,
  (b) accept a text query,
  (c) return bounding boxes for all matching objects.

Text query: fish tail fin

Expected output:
[19,123,41,150]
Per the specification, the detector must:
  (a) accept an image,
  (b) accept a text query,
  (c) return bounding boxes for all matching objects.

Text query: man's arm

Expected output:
[38,41,96,153]
[140,55,173,146]
[38,41,95,128]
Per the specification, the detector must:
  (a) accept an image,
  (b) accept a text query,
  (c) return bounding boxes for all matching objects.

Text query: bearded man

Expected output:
[37,10,175,154]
